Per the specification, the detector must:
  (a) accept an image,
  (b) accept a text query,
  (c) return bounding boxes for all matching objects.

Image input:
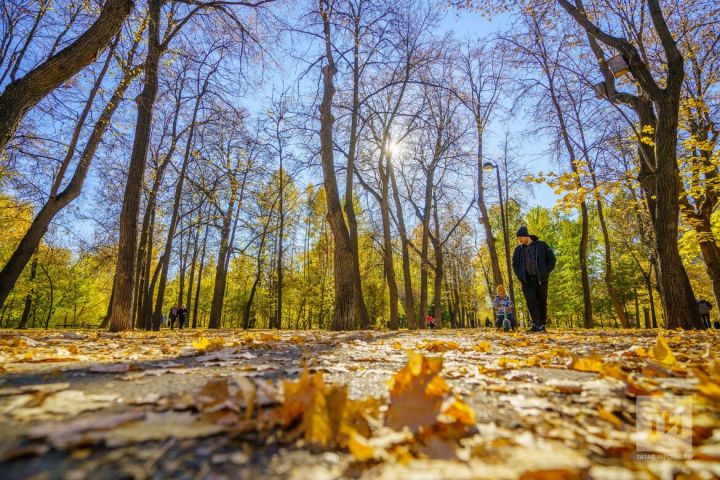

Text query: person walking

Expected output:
[169,304,179,330]
[512,226,556,332]
[697,297,712,330]
[178,304,189,330]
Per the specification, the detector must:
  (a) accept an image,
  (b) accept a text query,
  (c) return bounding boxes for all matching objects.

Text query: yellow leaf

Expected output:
[442,400,476,426]
[348,431,375,461]
[569,356,603,372]
[192,337,210,351]
[653,334,676,366]
[385,352,449,432]
[694,361,720,402]
[473,341,491,352]
[303,387,332,447]
[422,340,460,352]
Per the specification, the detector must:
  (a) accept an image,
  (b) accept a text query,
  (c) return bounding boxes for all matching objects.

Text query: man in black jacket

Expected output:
[512,226,556,332]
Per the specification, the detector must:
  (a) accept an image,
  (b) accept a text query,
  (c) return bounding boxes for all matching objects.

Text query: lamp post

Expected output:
[482,161,516,311]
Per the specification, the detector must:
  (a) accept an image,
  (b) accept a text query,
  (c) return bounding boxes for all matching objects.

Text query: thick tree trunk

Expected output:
[653,96,701,329]
[0,0,134,151]
[319,7,356,330]
[108,0,163,332]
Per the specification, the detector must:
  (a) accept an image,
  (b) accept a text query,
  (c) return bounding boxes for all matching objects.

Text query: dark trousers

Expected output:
[700,313,710,329]
[521,275,548,326]
[170,316,177,329]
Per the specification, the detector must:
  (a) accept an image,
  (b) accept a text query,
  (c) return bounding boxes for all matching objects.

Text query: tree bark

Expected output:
[476,131,503,288]
[319,2,356,331]
[151,73,206,330]
[192,211,210,329]
[0,0,134,151]
[389,162,416,328]
[17,253,38,329]
[380,157,399,330]
[108,0,163,332]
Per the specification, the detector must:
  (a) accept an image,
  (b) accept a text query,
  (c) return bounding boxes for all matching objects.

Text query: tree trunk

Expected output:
[697,231,720,311]
[208,220,231,329]
[275,162,284,330]
[653,96,701,328]
[380,157,399,330]
[476,132,503,288]
[319,5,356,331]
[17,254,38,329]
[344,12,369,330]
[0,0,134,151]
[151,77,204,330]
[100,279,116,329]
[578,202,592,328]
[432,202,443,328]
[185,221,200,325]
[389,160,415,329]
[592,176,629,327]
[108,0,163,332]
[192,213,210,329]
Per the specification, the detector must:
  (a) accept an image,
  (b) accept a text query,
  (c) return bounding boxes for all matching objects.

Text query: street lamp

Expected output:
[482,162,516,313]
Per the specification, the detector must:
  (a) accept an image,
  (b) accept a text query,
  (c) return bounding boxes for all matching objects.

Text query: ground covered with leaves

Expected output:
[0,328,719,479]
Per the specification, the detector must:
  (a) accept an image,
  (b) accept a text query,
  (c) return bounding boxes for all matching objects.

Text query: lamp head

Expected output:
[482,162,496,172]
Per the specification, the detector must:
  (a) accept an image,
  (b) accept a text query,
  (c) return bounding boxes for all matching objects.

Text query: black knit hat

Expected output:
[516,226,530,237]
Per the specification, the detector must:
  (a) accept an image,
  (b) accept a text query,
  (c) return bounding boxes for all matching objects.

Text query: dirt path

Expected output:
[1,328,718,479]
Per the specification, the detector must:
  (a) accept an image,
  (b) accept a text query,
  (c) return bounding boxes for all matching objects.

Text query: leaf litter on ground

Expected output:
[0,328,718,479]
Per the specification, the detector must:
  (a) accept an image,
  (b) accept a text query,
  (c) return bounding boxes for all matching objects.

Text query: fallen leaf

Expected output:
[653,334,676,366]
[385,352,449,432]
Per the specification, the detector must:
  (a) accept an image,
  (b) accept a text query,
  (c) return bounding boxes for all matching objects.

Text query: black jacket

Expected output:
[512,235,556,284]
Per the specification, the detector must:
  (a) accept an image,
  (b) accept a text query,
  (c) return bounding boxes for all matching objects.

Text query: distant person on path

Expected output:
[425,313,437,329]
[493,285,516,331]
[178,304,189,329]
[697,297,712,330]
[169,304,179,330]
[512,226,556,332]
[484,317,492,328]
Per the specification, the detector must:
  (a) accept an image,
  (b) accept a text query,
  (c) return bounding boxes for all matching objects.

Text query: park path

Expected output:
[0,328,718,479]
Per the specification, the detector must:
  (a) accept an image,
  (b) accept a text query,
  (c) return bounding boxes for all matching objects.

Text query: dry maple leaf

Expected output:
[385,352,449,432]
